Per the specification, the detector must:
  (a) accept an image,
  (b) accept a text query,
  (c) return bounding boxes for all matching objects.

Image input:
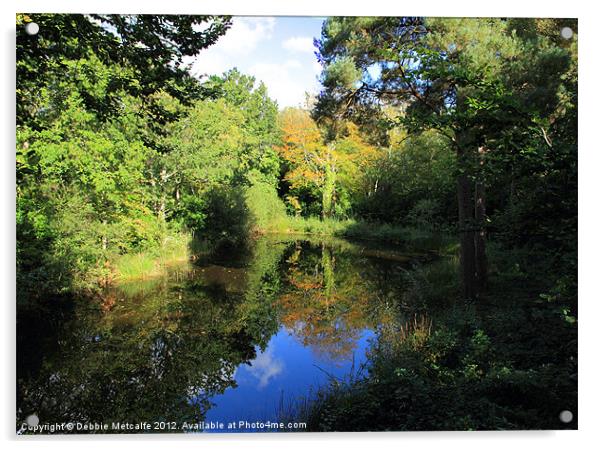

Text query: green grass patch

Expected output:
[262,216,355,236]
[260,216,455,254]
[112,232,191,282]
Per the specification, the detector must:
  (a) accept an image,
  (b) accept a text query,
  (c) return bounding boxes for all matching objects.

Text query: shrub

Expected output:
[244,182,287,231]
[200,186,251,246]
[405,198,441,230]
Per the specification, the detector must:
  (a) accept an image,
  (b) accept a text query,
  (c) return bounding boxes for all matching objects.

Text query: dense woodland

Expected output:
[17,14,577,430]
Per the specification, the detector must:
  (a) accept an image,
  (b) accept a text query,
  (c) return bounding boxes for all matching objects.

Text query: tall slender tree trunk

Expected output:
[456,140,488,300]
[474,145,488,294]
[457,171,477,299]
[475,179,487,294]
[322,160,336,219]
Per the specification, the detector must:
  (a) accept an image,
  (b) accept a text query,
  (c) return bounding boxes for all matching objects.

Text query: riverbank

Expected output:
[260,216,457,254]
[111,218,456,284]
[111,232,192,282]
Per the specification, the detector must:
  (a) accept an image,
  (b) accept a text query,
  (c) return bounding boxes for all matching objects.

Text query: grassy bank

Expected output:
[107,217,455,287]
[112,232,191,282]
[261,216,457,254]
[261,215,355,236]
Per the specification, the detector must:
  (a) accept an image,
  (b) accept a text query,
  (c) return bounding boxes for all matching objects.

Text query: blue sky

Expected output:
[185,17,325,109]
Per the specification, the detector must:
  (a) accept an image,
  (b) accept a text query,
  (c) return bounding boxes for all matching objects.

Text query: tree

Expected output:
[161,70,282,232]
[276,107,337,218]
[202,69,281,186]
[355,129,456,225]
[331,122,380,217]
[276,108,380,219]
[15,13,237,297]
[17,13,231,133]
[16,57,157,295]
[314,17,576,299]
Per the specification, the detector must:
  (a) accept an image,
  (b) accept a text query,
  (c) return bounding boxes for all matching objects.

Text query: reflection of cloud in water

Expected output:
[246,346,284,389]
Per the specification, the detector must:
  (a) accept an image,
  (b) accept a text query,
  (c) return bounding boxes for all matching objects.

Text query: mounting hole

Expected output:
[560,27,573,40]
[24,22,39,36]
[25,414,39,427]
[559,410,573,423]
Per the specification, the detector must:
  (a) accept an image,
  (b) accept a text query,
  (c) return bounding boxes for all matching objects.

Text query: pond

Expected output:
[17,235,432,433]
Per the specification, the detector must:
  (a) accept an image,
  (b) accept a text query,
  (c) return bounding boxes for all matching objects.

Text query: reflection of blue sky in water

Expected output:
[245,345,284,389]
[204,326,374,429]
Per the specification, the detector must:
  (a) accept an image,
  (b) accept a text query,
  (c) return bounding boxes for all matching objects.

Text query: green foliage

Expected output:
[406,199,441,230]
[275,216,355,236]
[162,71,282,228]
[113,232,191,281]
[17,13,232,130]
[322,56,362,90]
[175,195,207,232]
[357,130,456,225]
[299,283,576,430]
[200,187,252,248]
[113,253,157,281]
[16,16,286,299]
[315,15,577,298]
[16,56,162,298]
[244,182,287,231]
[165,98,246,189]
[204,69,281,185]
[287,230,577,431]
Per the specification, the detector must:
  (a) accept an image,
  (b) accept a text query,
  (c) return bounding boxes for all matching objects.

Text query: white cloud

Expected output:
[187,51,228,78]
[246,346,284,389]
[248,62,317,108]
[214,17,275,54]
[184,18,321,109]
[282,36,315,54]
[186,17,275,78]
[285,59,302,69]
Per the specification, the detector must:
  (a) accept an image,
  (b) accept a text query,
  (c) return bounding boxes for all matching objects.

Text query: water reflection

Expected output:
[246,345,284,389]
[17,235,424,433]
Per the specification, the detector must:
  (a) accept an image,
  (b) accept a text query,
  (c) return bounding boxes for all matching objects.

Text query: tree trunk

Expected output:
[158,168,168,222]
[475,178,487,294]
[322,161,336,219]
[457,172,477,299]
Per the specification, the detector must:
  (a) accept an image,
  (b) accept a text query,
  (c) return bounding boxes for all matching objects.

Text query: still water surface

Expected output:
[17,235,425,433]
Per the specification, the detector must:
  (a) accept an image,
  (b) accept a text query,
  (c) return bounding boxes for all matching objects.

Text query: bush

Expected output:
[175,194,207,234]
[244,182,287,231]
[200,186,251,247]
[405,198,441,230]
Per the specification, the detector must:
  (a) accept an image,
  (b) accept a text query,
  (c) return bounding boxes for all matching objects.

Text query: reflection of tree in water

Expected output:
[277,241,377,364]
[17,237,418,432]
[17,239,286,433]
